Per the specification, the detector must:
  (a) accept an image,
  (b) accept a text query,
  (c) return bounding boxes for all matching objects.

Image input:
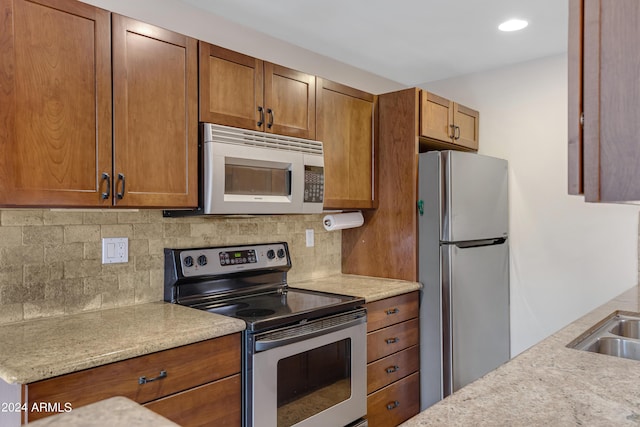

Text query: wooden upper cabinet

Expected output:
[0,0,112,207]
[199,41,316,139]
[112,15,198,208]
[199,43,264,131]
[569,0,640,202]
[420,91,479,151]
[316,78,376,209]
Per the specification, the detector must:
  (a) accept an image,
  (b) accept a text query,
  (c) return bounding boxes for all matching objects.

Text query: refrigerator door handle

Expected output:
[448,237,507,249]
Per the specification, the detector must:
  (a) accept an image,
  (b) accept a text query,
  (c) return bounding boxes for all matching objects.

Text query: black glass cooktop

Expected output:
[194,288,364,332]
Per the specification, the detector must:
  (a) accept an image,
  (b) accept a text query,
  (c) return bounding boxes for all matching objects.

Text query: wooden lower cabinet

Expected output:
[367,372,420,427]
[23,334,241,426]
[145,374,241,427]
[365,293,420,427]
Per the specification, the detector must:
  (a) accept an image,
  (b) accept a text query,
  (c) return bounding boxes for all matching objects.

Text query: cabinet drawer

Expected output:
[367,318,419,363]
[145,374,241,427]
[366,292,419,332]
[26,334,241,422]
[367,345,419,394]
[367,372,420,427]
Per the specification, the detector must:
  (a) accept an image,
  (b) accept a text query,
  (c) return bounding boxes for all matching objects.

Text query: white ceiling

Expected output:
[179,0,568,86]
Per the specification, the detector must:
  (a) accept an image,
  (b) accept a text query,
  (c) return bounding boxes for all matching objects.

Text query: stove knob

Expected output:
[267,249,275,260]
[183,256,194,268]
[277,249,285,259]
[197,255,208,266]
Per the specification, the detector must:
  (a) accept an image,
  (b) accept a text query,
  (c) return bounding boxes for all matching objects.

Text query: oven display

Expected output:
[219,249,257,266]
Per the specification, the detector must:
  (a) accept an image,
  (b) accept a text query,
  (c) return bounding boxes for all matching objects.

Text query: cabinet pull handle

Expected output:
[385,337,399,344]
[385,308,399,315]
[116,173,126,200]
[101,173,111,200]
[257,106,264,127]
[454,125,461,140]
[267,108,274,129]
[138,370,167,385]
[386,400,400,410]
[449,124,456,139]
[385,365,400,374]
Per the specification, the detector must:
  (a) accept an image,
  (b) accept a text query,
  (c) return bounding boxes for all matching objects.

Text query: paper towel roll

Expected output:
[323,211,364,231]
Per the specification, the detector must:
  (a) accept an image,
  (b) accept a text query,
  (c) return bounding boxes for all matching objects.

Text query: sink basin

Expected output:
[568,311,640,361]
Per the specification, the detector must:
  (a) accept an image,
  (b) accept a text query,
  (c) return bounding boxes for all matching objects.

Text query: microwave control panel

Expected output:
[304,166,324,203]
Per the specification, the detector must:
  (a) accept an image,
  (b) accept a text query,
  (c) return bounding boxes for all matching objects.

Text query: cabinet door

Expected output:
[420,91,454,142]
[0,0,112,207]
[568,0,584,195]
[453,103,479,150]
[264,63,316,139]
[581,0,640,202]
[199,42,264,131]
[112,15,198,208]
[317,78,376,209]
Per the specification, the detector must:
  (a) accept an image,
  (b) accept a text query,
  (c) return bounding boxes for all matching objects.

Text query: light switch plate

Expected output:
[305,229,314,247]
[102,237,128,264]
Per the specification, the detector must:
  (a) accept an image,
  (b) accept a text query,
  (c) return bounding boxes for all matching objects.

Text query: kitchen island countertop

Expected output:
[26,396,179,427]
[290,273,421,302]
[0,302,245,384]
[402,284,640,426]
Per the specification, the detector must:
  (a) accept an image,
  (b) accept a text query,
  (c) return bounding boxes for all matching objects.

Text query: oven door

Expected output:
[250,311,367,427]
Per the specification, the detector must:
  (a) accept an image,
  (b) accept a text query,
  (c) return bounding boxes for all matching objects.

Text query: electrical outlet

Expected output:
[102,237,128,264]
[305,229,314,247]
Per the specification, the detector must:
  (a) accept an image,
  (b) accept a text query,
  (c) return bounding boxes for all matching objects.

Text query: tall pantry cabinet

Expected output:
[0,0,198,208]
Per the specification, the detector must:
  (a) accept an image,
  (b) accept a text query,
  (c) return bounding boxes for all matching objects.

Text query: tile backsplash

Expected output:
[0,210,340,325]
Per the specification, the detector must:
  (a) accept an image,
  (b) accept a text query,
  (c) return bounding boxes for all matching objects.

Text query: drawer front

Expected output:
[367,372,420,427]
[367,318,419,363]
[26,334,241,422]
[145,374,241,427]
[367,345,419,394]
[366,292,419,332]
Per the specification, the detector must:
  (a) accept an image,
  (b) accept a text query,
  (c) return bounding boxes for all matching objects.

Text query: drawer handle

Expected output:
[385,308,399,315]
[385,365,400,374]
[386,400,400,410]
[138,370,167,385]
[385,337,399,344]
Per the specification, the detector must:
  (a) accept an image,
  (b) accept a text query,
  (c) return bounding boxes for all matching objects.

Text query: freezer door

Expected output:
[441,151,508,242]
[442,240,510,396]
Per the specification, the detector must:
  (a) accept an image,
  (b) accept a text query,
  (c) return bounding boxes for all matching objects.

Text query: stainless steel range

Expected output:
[164,242,367,427]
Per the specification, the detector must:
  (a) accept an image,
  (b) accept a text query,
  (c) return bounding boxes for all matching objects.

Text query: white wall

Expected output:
[423,54,640,355]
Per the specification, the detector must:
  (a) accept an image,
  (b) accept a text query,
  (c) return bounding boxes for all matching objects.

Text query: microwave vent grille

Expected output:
[204,123,323,155]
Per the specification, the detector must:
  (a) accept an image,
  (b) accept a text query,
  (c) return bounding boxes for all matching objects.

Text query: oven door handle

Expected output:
[254,316,365,352]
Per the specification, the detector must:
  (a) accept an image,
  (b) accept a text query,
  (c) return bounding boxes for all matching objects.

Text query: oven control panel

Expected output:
[178,243,290,277]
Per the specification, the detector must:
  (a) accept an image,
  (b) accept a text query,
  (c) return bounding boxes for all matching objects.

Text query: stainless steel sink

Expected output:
[568,311,640,361]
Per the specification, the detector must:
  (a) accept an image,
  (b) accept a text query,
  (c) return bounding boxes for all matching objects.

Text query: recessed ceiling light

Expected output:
[498,19,528,32]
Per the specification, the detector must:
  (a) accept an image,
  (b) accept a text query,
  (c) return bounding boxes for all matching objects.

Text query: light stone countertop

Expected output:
[290,273,422,302]
[26,396,179,427]
[0,302,245,384]
[402,285,640,426]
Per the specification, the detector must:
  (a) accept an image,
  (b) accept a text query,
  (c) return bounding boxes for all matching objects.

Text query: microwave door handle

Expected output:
[254,316,365,352]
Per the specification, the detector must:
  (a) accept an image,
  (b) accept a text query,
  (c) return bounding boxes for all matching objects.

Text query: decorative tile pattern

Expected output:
[0,210,340,324]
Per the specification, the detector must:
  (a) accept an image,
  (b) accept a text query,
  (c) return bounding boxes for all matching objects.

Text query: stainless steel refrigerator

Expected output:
[418,150,510,410]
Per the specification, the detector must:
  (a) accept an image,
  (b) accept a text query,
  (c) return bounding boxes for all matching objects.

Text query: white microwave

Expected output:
[202,123,324,215]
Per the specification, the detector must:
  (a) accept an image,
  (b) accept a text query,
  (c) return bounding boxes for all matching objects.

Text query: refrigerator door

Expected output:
[442,240,510,396]
[440,151,508,242]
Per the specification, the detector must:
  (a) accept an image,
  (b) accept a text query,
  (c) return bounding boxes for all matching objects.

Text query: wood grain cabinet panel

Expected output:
[199,41,316,139]
[145,374,241,427]
[366,372,420,427]
[420,91,479,151]
[317,78,377,209]
[365,293,420,426]
[0,0,112,207]
[112,14,198,208]
[569,0,640,202]
[24,334,241,423]
[0,0,198,208]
